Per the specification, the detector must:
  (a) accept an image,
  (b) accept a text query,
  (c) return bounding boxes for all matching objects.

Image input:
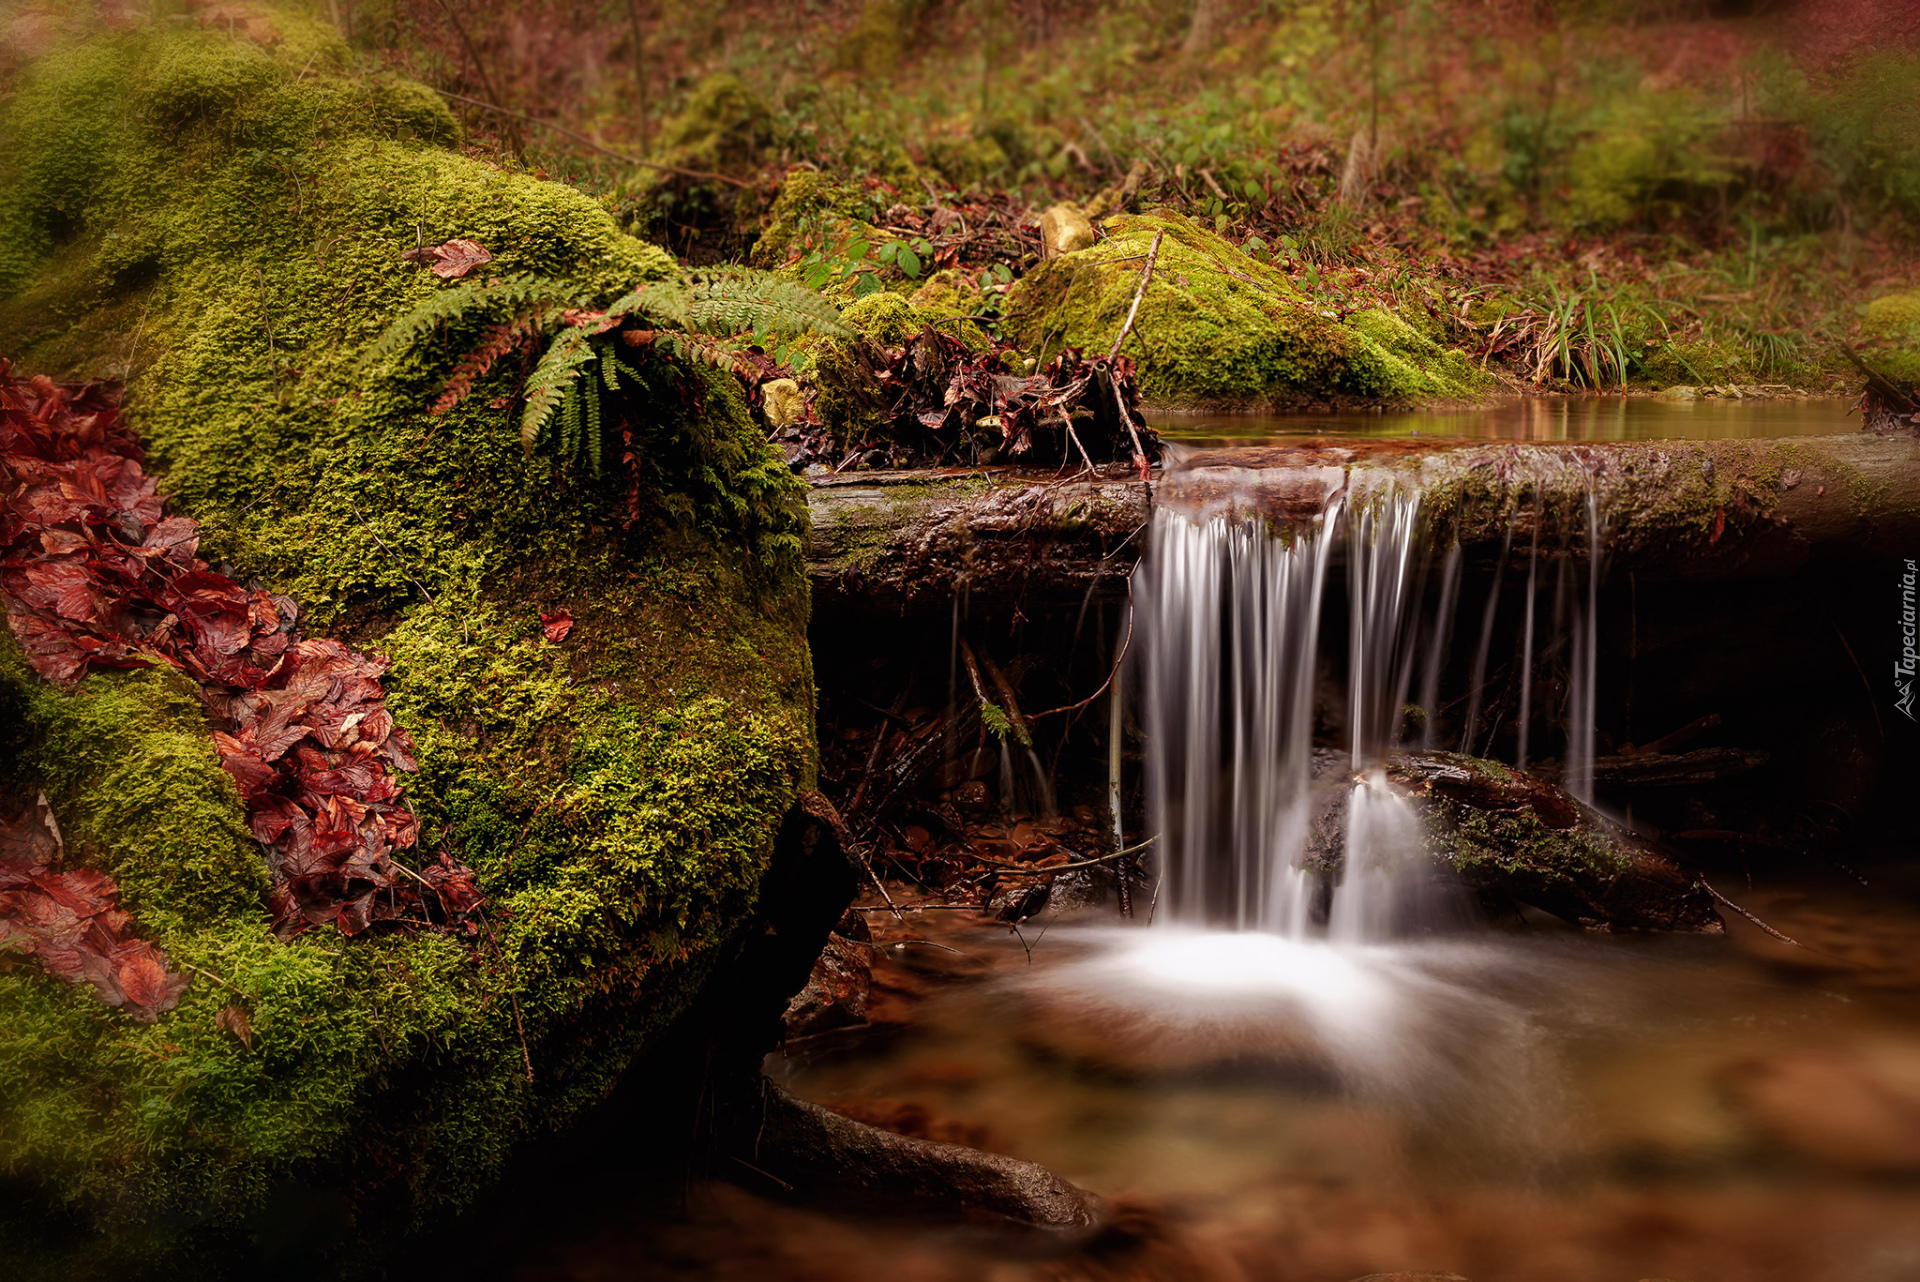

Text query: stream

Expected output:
[519,870,1920,1282]
[507,396,1913,1282]
[1148,394,1861,444]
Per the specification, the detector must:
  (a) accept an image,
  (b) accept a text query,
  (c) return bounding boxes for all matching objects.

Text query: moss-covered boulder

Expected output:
[0,10,813,1272]
[998,211,1489,410]
[618,72,781,257]
[1387,752,1721,932]
[1861,289,1920,387]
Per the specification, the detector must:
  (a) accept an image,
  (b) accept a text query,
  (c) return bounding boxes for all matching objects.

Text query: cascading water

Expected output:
[1059,462,1603,1159]
[1133,470,1603,943]
[1136,503,1335,933]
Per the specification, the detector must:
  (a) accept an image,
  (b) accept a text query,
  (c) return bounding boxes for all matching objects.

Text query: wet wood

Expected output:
[805,434,1920,602]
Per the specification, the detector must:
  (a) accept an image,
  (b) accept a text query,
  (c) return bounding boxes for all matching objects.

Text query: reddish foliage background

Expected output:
[0,795,189,1022]
[0,360,482,940]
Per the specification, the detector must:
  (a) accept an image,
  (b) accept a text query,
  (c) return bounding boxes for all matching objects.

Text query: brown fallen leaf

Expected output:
[435,238,492,279]
[216,1003,253,1050]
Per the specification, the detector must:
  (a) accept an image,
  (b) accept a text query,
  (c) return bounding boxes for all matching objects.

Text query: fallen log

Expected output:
[805,434,1920,602]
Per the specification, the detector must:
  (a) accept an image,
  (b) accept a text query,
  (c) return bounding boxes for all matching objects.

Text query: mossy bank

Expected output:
[998,211,1490,412]
[0,9,814,1274]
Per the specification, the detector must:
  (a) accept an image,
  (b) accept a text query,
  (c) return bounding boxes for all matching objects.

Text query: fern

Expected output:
[432,316,543,416]
[604,277,693,330]
[367,274,570,367]
[518,326,597,454]
[687,268,853,340]
[373,259,849,475]
[659,330,751,373]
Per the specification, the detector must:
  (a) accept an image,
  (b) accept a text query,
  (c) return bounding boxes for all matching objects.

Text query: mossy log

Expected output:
[806,434,1920,601]
[807,469,1150,607]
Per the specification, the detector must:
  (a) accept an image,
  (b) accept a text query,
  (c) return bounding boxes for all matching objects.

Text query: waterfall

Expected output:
[1138,505,1335,933]
[1134,471,1603,942]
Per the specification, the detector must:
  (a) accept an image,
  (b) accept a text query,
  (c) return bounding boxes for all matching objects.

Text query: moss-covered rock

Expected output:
[0,11,813,1272]
[751,170,875,270]
[1386,751,1721,932]
[998,211,1489,410]
[619,72,781,255]
[1861,289,1920,386]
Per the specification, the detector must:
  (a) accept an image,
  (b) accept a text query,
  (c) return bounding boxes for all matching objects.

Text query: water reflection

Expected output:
[1151,395,1859,444]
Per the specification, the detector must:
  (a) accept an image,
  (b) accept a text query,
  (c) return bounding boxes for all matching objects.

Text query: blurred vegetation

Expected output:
[5,0,1918,396]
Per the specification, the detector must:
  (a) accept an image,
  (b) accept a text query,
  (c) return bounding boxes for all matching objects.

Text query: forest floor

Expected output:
[335,0,1920,402]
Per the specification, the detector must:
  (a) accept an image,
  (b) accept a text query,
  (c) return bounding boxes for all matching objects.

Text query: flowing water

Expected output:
[530,875,1920,1282]
[513,402,1914,1281]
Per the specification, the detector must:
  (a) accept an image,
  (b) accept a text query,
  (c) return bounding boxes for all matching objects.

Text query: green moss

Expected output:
[1862,289,1920,385]
[616,72,781,251]
[839,289,918,346]
[998,211,1489,409]
[750,170,873,270]
[0,13,814,1267]
[1432,799,1631,886]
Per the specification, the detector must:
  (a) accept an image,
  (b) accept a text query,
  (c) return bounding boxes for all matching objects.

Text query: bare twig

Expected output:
[348,500,437,603]
[1030,603,1134,721]
[972,836,1158,872]
[847,684,911,817]
[1105,228,1163,480]
[1699,879,1802,947]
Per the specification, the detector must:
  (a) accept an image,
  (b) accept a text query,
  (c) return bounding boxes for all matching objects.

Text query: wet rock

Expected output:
[1388,751,1722,933]
[745,1083,1106,1235]
[782,911,873,1039]
[1721,1042,1920,1173]
[1039,202,1097,259]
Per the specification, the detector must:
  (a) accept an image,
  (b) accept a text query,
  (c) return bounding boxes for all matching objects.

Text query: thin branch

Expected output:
[972,835,1158,872]
[430,88,755,188]
[1699,879,1802,947]
[1030,602,1134,720]
[1105,228,1162,479]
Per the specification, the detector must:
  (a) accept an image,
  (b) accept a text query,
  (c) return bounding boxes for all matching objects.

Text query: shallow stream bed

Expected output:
[517,863,1920,1282]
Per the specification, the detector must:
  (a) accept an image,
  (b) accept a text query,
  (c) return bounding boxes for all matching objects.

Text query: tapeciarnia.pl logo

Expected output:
[1900,558,1918,721]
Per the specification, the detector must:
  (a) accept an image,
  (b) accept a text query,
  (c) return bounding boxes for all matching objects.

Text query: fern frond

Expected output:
[368,274,569,367]
[658,331,748,374]
[432,316,542,416]
[605,277,693,330]
[518,327,597,453]
[562,375,584,462]
[584,371,604,474]
[687,269,852,341]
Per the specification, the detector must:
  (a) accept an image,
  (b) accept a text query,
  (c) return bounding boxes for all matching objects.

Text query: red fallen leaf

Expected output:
[0,801,190,1022]
[2,359,484,942]
[1710,505,1726,544]
[540,609,574,643]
